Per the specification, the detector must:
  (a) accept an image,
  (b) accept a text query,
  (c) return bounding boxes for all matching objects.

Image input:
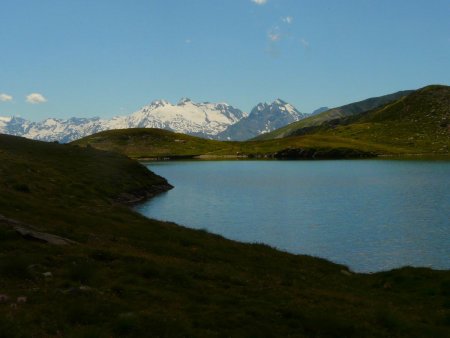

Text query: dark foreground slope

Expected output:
[1,134,449,337]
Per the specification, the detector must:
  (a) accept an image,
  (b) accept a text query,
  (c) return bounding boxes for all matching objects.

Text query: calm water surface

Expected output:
[136,160,450,272]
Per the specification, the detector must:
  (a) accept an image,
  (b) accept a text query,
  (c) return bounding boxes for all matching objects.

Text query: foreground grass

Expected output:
[1,134,449,337]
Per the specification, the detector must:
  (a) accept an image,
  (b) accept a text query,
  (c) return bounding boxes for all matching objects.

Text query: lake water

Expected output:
[136,160,450,273]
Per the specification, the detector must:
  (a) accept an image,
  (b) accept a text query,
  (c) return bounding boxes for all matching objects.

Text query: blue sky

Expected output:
[1,0,449,121]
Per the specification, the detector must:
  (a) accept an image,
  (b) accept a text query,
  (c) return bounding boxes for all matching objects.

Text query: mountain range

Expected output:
[0,98,305,143]
[216,99,307,141]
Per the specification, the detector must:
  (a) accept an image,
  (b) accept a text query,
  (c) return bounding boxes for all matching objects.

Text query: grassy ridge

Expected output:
[289,85,450,155]
[0,134,449,336]
[72,128,407,159]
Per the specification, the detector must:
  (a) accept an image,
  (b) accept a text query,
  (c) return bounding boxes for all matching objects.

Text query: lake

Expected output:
[136,160,450,273]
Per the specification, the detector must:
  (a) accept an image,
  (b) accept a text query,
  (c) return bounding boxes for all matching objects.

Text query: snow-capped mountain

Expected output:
[216,99,308,141]
[122,98,247,138]
[0,116,107,143]
[0,98,306,142]
[0,99,247,142]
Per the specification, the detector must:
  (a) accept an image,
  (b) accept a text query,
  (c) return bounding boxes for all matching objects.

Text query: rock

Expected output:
[79,285,92,292]
[383,282,392,290]
[0,214,77,246]
[14,226,77,245]
[42,272,53,279]
[273,147,376,159]
[17,296,27,303]
[340,269,353,276]
[0,294,9,303]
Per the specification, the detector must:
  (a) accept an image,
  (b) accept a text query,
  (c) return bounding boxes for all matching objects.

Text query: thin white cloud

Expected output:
[268,32,281,42]
[282,16,294,24]
[268,26,281,42]
[300,37,310,48]
[26,93,47,104]
[0,93,13,102]
[185,39,192,44]
[251,0,267,5]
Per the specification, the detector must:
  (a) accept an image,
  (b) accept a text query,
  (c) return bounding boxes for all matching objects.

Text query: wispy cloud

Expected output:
[26,93,47,104]
[300,38,310,49]
[266,26,282,58]
[268,32,281,42]
[268,26,281,42]
[185,39,192,44]
[282,16,293,24]
[0,93,13,102]
[251,0,267,5]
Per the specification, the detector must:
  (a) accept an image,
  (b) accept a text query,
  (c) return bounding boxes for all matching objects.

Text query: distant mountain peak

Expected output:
[273,98,288,105]
[178,97,192,105]
[150,99,170,108]
[217,99,306,141]
[255,102,269,112]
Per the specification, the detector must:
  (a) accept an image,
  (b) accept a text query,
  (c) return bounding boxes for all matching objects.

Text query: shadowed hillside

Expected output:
[0,134,449,336]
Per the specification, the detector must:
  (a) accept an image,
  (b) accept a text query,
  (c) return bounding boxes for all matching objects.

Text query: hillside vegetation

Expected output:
[73,86,449,158]
[1,134,449,336]
[309,85,449,154]
[254,89,414,140]
[73,128,390,159]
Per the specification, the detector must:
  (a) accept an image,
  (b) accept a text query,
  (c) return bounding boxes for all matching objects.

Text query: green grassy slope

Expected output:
[291,85,450,155]
[72,128,403,159]
[72,126,436,160]
[254,89,414,140]
[1,134,449,336]
[72,128,232,158]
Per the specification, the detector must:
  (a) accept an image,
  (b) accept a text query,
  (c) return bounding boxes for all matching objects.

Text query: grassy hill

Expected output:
[72,128,231,159]
[1,134,449,336]
[73,128,387,159]
[341,85,449,153]
[254,89,414,140]
[288,85,450,155]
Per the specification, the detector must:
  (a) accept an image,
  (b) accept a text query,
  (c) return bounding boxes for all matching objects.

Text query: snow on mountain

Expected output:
[122,99,247,137]
[0,99,247,142]
[216,99,307,141]
[0,116,12,129]
[0,98,304,142]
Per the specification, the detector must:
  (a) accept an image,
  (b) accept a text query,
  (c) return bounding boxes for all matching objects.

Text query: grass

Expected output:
[0,133,449,336]
[72,128,411,159]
